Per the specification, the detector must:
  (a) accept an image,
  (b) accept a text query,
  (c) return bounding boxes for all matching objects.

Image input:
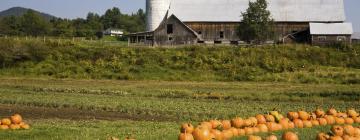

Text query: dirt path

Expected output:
[0,104,174,122]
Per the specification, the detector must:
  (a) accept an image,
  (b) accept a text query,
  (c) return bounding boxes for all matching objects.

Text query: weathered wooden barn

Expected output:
[129,0,353,46]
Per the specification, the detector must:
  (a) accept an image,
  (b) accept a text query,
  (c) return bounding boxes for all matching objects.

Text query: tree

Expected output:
[20,10,51,36]
[238,0,274,44]
[51,18,74,37]
[0,16,22,36]
[101,7,122,29]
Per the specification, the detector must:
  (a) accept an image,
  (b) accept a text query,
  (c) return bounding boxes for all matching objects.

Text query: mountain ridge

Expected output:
[0,7,57,20]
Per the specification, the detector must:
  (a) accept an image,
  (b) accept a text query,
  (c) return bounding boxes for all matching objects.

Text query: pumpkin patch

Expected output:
[0,114,30,131]
[178,107,360,140]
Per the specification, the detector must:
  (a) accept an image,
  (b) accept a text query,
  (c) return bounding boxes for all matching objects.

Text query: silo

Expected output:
[146,0,171,31]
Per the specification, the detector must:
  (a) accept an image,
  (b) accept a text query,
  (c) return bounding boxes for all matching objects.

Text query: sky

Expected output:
[0,0,359,32]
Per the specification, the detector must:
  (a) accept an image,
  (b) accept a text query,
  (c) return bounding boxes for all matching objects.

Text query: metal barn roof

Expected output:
[168,0,346,22]
[310,23,353,35]
[352,32,360,39]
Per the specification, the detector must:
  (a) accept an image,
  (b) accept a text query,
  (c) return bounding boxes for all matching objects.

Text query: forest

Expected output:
[0,7,145,38]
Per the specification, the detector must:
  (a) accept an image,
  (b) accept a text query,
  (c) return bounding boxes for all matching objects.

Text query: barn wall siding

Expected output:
[185,22,239,42]
[312,35,351,45]
[185,22,310,43]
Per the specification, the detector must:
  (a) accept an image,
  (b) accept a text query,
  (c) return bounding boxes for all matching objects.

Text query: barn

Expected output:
[128,0,353,46]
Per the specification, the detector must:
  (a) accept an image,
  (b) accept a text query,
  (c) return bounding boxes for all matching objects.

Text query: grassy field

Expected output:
[0,39,360,139]
[0,77,359,139]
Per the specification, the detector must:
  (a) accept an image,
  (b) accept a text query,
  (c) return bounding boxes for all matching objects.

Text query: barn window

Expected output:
[168,37,173,41]
[318,36,326,41]
[337,36,346,41]
[167,24,173,34]
[197,40,204,43]
[220,31,224,38]
[214,40,222,44]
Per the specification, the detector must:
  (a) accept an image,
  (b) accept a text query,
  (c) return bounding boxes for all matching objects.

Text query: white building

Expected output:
[103,28,124,37]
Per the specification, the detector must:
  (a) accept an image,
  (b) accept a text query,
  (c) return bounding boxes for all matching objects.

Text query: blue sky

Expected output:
[0,0,359,32]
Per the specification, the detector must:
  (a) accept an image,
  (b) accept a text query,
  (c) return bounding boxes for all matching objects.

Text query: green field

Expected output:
[0,78,359,139]
[0,38,360,139]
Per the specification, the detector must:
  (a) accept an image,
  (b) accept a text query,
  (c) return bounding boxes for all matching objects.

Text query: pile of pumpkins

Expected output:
[317,125,360,140]
[0,114,30,130]
[179,108,360,140]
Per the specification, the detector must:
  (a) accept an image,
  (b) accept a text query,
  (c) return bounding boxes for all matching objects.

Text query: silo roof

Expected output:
[310,23,353,35]
[168,0,346,22]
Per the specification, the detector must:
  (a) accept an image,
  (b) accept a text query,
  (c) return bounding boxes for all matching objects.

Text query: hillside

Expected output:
[0,7,56,20]
[0,38,359,84]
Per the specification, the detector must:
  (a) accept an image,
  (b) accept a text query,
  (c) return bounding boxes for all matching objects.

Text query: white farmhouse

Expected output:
[103,28,124,37]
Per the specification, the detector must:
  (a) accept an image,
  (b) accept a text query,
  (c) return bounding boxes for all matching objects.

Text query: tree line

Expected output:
[0,7,145,38]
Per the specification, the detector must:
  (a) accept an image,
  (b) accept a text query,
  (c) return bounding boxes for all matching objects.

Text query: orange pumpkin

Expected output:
[342,135,355,140]
[222,130,233,140]
[335,117,345,125]
[325,115,336,125]
[179,133,194,140]
[20,123,30,130]
[318,118,328,126]
[248,135,262,140]
[279,119,289,130]
[337,113,348,118]
[257,124,269,133]
[293,119,304,128]
[328,108,338,116]
[210,129,223,140]
[343,125,355,136]
[287,112,299,121]
[221,120,231,130]
[315,108,326,118]
[10,114,22,124]
[210,120,222,129]
[265,135,278,140]
[245,127,254,135]
[9,124,20,130]
[181,123,195,133]
[353,127,360,136]
[243,119,252,127]
[0,125,9,130]
[192,126,211,140]
[298,111,309,120]
[303,120,313,128]
[345,118,354,124]
[282,132,299,140]
[256,114,267,124]
[347,108,358,118]
[249,117,258,126]
[265,115,276,122]
[252,127,260,134]
[231,117,243,128]
[199,122,212,129]
[317,133,330,140]
[353,117,360,123]
[238,129,246,136]
[1,118,11,125]
[311,120,320,126]
[329,136,343,140]
[331,125,344,136]
[229,127,239,136]
[288,122,295,129]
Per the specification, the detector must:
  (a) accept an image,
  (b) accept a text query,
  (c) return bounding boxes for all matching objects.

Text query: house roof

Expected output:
[352,32,360,39]
[309,23,353,35]
[168,0,346,22]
